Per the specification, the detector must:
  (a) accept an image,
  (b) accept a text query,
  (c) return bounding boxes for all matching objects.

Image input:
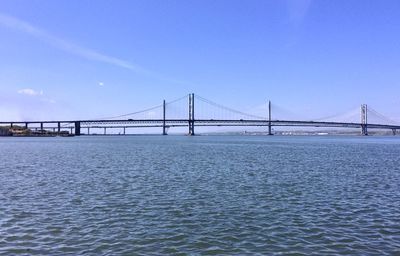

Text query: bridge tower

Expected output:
[188,93,195,136]
[162,100,167,135]
[268,100,273,135]
[361,104,368,136]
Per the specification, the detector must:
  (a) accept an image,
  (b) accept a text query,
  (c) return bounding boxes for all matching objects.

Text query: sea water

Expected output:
[0,136,399,255]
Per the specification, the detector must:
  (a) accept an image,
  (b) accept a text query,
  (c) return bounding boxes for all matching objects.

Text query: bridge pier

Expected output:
[188,122,194,135]
[74,121,81,136]
[10,123,13,128]
[268,100,273,135]
[87,127,90,135]
[163,100,167,135]
[25,122,29,129]
[70,127,73,134]
[361,124,368,136]
[57,122,61,134]
[40,122,44,131]
[188,93,195,136]
[123,127,126,135]
[104,127,107,135]
[392,129,397,136]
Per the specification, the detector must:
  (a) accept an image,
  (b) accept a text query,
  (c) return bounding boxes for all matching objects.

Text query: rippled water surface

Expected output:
[1,135,400,255]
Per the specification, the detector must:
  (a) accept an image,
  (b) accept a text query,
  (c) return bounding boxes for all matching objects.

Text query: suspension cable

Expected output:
[165,94,189,105]
[94,104,163,120]
[368,107,400,124]
[91,94,189,120]
[196,95,265,120]
[312,107,360,122]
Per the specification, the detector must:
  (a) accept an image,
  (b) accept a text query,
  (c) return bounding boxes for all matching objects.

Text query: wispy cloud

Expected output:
[285,0,312,25]
[41,98,56,104]
[17,88,43,96]
[282,0,313,49]
[17,88,56,104]
[0,13,151,74]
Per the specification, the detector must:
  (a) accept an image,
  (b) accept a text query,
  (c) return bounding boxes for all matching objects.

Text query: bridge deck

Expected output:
[1,119,400,130]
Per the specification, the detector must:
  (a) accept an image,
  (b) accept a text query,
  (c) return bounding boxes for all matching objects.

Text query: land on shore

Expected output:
[0,126,71,137]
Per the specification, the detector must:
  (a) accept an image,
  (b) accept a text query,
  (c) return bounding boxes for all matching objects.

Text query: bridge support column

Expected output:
[70,127,73,134]
[268,100,273,135]
[74,121,81,136]
[188,93,195,136]
[87,127,90,135]
[163,99,167,135]
[25,122,29,129]
[57,122,61,134]
[361,104,368,136]
[123,127,126,135]
[361,125,368,136]
[392,129,397,136]
[40,122,43,131]
[104,127,106,135]
[10,123,13,128]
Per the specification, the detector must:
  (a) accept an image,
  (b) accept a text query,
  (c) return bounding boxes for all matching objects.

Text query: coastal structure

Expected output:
[0,125,70,137]
[0,127,11,136]
[1,94,399,136]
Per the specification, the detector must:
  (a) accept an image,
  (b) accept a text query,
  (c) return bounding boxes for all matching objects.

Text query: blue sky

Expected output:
[0,0,400,121]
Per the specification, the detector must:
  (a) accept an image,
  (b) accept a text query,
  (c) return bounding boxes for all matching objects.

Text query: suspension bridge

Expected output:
[1,93,400,136]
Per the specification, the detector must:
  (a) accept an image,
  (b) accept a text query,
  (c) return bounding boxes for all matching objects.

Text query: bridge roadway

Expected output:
[1,119,400,135]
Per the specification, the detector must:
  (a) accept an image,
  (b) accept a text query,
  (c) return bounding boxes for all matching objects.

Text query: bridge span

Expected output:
[1,94,399,136]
